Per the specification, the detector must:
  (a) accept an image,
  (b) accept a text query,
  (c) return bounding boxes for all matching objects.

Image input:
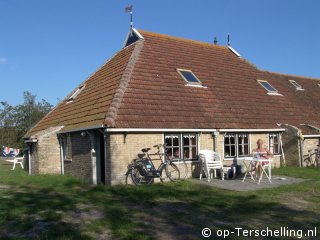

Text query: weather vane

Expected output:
[125,5,133,29]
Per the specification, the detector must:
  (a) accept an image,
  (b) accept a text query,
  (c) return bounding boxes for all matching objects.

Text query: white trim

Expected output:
[185,84,208,88]
[228,46,241,57]
[219,129,285,132]
[123,28,144,48]
[303,134,320,138]
[24,139,38,143]
[267,92,283,96]
[106,128,217,133]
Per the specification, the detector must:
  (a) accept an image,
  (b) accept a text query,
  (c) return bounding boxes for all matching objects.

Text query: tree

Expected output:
[0,91,53,148]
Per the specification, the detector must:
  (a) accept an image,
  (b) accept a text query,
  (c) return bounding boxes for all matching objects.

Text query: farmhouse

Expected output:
[24,29,320,184]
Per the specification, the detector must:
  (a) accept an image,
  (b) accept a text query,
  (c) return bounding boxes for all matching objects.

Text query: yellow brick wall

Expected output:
[109,133,163,185]
[302,138,320,166]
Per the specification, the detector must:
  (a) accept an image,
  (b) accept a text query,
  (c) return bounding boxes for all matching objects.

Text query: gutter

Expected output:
[58,125,104,134]
[302,134,320,138]
[219,128,285,132]
[105,128,218,133]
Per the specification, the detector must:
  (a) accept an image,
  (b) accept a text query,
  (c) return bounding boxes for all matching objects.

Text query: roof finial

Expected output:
[214,37,218,45]
[125,5,133,30]
[227,33,230,46]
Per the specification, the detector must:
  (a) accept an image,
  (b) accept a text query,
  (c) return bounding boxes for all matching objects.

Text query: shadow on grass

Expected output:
[86,181,320,240]
[0,164,319,239]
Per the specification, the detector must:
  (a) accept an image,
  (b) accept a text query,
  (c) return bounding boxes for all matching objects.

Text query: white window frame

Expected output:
[62,133,72,161]
[177,68,202,85]
[269,133,281,155]
[67,85,84,103]
[224,133,250,159]
[164,133,198,161]
[257,80,282,96]
[289,80,304,91]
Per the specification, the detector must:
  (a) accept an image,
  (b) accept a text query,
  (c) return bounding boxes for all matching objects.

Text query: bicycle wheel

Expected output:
[173,159,188,179]
[165,163,180,182]
[130,164,154,185]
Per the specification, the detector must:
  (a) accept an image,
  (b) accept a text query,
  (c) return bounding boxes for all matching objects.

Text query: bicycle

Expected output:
[303,148,319,168]
[125,144,180,185]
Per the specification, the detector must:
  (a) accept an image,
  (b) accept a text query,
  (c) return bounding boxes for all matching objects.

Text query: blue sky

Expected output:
[1,0,319,105]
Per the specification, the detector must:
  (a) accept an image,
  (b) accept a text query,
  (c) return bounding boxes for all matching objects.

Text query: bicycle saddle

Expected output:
[141,148,151,153]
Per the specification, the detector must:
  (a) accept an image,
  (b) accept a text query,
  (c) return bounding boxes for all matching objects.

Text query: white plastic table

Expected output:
[242,157,273,184]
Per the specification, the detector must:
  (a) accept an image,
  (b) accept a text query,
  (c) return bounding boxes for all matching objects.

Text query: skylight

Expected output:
[289,80,304,90]
[177,69,201,85]
[257,80,281,95]
[67,85,84,102]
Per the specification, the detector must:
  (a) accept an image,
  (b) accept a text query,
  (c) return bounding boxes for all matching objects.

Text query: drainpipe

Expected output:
[87,131,97,185]
[279,133,286,167]
[104,131,108,185]
[58,134,64,175]
[28,144,32,175]
[296,130,305,168]
[213,131,219,152]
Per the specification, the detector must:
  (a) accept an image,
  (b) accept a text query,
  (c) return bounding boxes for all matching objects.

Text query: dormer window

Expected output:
[257,80,282,96]
[289,80,304,91]
[67,85,84,102]
[177,69,202,85]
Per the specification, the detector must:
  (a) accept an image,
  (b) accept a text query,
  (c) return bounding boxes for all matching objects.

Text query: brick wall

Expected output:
[108,133,163,185]
[302,138,320,166]
[30,126,63,174]
[64,132,93,183]
[199,133,214,150]
[281,127,300,167]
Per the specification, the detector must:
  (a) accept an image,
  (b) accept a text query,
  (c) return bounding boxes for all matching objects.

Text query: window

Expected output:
[164,133,198,160]
[164,134,180,159]
[177,69,201,85]
[289,80,304,90]
[67,85,84,102]
[62,134,72,161]
[269,133,281,155]
[182,133,197,160]
[257,80,280,95]
[224,133,250,158]
[238,133,250,156]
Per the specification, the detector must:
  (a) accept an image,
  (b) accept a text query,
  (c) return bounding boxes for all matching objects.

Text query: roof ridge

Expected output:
[104,40,144,127]
[261,70,320,81]
[137,29,228,50]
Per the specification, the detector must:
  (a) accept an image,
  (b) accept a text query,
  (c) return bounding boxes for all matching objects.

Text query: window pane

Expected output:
[173,136,179,146]
[183,136,189,146]
[192,147,197,159]
[261,81,277,92]
[165,137,172,147]
[225,145,231,157]
[173,148,180,158]
[180,71,200,83]
[183,147,189,159]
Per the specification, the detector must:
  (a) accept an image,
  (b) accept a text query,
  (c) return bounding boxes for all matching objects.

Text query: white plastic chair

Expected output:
[199,150,224,181]
[6,156,24,170]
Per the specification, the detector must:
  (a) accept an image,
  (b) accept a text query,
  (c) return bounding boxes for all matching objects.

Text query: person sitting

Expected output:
[252,139,273,176]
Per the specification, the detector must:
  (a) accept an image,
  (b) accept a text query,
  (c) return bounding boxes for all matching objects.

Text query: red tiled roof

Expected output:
[114,30,320,133]
[26,29,320,137]
[25,43,138,137]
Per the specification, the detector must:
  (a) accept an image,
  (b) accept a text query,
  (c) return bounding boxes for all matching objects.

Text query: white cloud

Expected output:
[0,57,7,64]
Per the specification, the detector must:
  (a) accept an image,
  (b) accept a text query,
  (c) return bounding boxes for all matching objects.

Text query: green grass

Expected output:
[0,161,319,239]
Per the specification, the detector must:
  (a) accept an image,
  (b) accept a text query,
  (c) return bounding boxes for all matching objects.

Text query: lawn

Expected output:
[0,161,319,240]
